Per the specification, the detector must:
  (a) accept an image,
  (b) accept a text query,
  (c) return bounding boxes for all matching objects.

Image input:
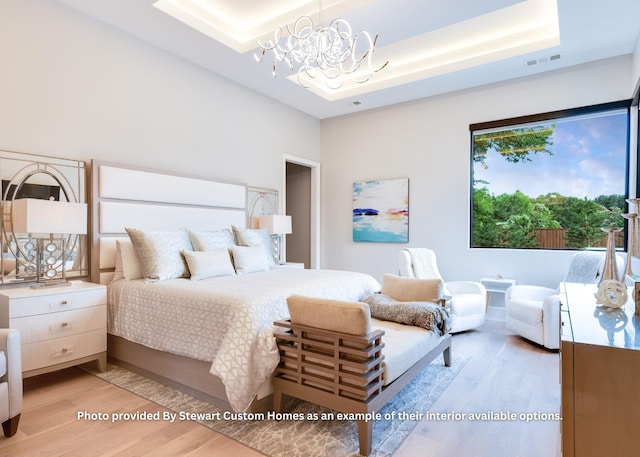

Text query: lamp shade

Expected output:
[11,198,87,235]
[258,215,292,235]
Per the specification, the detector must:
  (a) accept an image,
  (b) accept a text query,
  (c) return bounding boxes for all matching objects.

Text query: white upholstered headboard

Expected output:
[90,160,247,284]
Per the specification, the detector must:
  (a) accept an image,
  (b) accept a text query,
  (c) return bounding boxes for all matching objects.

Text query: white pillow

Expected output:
[231,245,270,274]
[182,249,236,280]
[381,274,443,303]
[188,229,235,251]
[232,226,275,267]
[126,227,193,281]
[114,239,143,281]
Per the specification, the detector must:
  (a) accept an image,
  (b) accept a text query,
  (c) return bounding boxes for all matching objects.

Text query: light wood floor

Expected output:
[0,319,560,457]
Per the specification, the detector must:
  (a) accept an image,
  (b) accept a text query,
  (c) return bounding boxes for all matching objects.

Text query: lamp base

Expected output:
[30,279,73,289]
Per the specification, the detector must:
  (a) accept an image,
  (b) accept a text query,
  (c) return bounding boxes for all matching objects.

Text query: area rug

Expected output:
[85,353,468,457]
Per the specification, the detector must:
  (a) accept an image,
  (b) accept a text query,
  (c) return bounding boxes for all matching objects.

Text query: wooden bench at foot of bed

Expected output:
[272,295,452,457]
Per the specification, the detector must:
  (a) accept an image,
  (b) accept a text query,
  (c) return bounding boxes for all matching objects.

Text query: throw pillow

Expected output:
[126,227,193,281]
[232,226,275,267]
[188,229,235,251]
[231,245,271,274]
[182,248,236,280]
[381,273,443,302]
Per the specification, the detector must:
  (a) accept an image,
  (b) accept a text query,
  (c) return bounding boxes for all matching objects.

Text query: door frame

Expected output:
[283,154,320,269]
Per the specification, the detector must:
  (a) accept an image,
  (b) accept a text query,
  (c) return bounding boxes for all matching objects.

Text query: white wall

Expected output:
[321,56,634,287]
[0,0,320,192]
[632,32,640,94]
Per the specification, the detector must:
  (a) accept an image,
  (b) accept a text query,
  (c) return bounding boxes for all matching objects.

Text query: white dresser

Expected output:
[0,281,107,377]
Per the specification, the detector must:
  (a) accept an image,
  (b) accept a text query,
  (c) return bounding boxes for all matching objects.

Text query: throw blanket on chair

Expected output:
[563,251,603,283]
[362,294,451,336]
[404,248,442,280]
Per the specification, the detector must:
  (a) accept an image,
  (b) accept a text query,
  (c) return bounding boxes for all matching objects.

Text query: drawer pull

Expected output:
[53,347,76,357]
[50,299,73,309]
[50,321,73,332]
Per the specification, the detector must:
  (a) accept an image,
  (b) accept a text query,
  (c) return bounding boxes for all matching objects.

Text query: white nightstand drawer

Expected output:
[275,262,305,269]
[5,287,105,318]
[21,329,106,372]
[11,305,106,344]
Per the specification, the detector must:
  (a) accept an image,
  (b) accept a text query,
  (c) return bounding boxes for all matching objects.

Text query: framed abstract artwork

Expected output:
[353,178,409,242]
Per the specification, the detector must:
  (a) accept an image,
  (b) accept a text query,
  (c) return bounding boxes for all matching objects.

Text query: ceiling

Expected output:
[54,0,640,119]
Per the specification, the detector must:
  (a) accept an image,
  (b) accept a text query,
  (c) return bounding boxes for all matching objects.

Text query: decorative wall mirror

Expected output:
[0,150,87,286]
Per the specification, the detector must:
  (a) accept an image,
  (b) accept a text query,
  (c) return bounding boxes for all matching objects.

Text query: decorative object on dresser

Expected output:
[0,328,21,437]
[258,214,292,264]
[0,281,106,378]
[598,206,623,283]
[505,251,624,350]
[624,198,640,279]
[398,248,486,333]
[622,210,638,278]
[593,279,628,308]
[0,150,87,286]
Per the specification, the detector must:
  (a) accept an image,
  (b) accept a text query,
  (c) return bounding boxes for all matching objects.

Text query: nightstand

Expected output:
[0,280,107,378]
[275,262,305,269]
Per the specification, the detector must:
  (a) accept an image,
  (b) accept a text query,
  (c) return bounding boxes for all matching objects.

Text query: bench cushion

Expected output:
[372,318,441,384]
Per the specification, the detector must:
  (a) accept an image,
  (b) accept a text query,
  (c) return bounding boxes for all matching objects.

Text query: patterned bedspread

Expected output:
[107,268,380,411]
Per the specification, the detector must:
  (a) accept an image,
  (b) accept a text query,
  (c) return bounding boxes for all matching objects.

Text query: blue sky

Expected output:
[474,111,628,200]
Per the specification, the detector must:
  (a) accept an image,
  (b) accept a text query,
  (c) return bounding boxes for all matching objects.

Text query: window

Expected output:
[470,101,630,250]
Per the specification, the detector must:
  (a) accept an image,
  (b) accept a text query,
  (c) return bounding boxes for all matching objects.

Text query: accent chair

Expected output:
[505,251,624,350]
[398,248,487,333]
[0,328,22,437]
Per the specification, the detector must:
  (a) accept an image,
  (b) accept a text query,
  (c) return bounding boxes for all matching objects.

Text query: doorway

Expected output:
[284,155,320,269]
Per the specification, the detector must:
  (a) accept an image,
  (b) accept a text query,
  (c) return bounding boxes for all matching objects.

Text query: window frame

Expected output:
[469,99,633,250]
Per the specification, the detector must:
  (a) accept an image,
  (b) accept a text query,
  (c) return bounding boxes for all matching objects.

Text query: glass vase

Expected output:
[600,227,622,283]
[623,213,637,278]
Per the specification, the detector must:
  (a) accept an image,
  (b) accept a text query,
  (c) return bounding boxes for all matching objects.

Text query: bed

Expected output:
[90,160,380,411]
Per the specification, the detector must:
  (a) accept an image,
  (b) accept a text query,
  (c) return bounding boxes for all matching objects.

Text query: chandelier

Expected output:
[254,15,388,90]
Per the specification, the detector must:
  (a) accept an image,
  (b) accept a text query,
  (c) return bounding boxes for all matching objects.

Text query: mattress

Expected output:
[107,268,381,411]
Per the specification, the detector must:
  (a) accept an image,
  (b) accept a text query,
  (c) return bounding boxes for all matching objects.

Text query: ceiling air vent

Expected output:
[527,54,561,66]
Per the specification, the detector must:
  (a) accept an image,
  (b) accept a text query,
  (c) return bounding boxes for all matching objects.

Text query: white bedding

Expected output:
[107,268,381,411]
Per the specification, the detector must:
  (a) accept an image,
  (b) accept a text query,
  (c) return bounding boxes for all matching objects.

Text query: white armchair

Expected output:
[505,285,560,350]
[505,251,624,350]
[398,248,487,333]
[0,329,22,438]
